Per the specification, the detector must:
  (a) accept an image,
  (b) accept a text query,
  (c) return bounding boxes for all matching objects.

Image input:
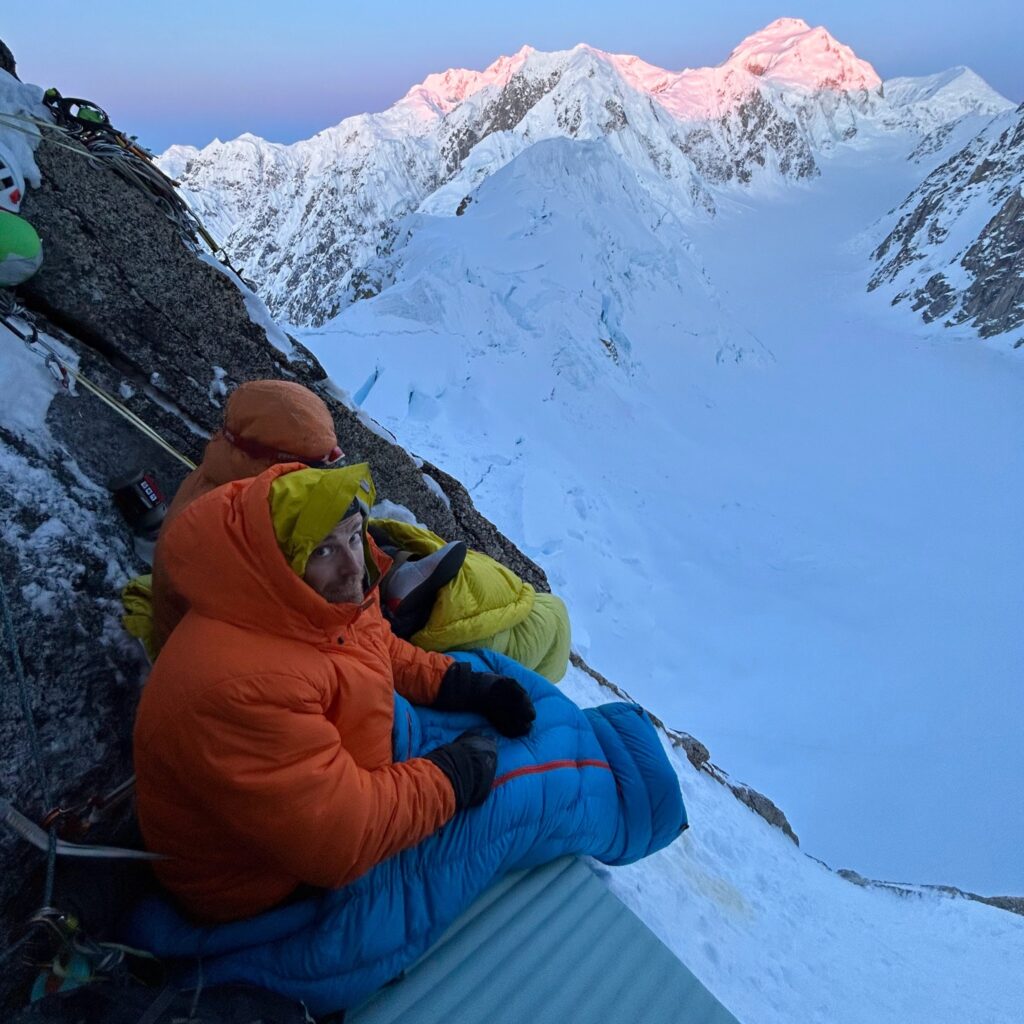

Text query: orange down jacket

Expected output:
[133,464,457,923]
[150,380,340,653]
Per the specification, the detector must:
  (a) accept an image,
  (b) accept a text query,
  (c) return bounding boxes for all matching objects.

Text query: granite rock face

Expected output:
[959,184,1024,335]
[16,132,550,586]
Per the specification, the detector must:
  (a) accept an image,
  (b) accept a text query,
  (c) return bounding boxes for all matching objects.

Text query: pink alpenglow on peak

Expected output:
[406,46,536,115]
[724,17,882,93]
[394,21,884,130]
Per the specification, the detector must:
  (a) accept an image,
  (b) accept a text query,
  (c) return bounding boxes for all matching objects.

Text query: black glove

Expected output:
[423,731,498,810]
[434,663,536,738]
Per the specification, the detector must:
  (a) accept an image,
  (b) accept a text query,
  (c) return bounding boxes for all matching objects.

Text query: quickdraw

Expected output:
[39,776,138,842]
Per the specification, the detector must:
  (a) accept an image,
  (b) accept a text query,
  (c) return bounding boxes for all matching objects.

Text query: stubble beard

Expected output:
[325,576,365,605]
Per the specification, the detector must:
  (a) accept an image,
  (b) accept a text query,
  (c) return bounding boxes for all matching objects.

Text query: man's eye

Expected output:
[313,545,332,558]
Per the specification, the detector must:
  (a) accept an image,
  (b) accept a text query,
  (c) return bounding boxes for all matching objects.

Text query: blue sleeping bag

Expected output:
[123,651,687,1014]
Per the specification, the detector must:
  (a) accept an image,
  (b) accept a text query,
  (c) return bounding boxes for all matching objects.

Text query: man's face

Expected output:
[303,512,366,605]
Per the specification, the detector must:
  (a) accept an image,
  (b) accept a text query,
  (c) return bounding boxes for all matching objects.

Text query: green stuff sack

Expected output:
[0,210,43,287]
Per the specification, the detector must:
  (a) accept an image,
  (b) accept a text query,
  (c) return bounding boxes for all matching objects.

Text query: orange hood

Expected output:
[162,462,376,645]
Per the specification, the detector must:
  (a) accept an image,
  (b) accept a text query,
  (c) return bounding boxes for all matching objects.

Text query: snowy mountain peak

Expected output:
[883,65,1013,118]
[723,17,882,92]
[159,142,200,179]
[406,45,537,115]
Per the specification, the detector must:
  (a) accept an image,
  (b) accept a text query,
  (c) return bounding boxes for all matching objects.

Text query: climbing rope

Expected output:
[0,300,197,470]
[0,111,108,163]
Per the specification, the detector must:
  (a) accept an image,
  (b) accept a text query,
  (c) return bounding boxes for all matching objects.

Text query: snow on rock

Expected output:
[0,320,78,439]
[405,46,536,116]
[370,498,424,526]
[0,332,149,988]
[197,251,297,358]
[870,103,1024,341]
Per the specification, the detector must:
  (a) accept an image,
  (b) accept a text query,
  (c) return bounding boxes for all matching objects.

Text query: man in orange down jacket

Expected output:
[149,379,345,654]
[133,462,536,923]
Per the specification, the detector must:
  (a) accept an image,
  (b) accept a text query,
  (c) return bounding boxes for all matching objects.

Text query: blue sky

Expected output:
[3,1,1021,151]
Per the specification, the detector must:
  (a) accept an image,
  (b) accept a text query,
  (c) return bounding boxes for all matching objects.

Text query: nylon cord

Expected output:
[0,319,198,470]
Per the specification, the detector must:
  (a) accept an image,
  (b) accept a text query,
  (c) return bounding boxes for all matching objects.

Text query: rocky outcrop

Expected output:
[959,185,1024,335]
[837,869,1024,919]
[0,39,15,77]
[870,102,1024,341]
[439,67,563,173]
[728,785,799,845]
[679,89,818,186]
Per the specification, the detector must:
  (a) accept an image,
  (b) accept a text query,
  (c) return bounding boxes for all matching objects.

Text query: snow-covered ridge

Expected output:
[883,65,1014,129]
[870,102,1024,339]
[159,19,1011,326]
[405,45,536,116]
[410,19,883,126]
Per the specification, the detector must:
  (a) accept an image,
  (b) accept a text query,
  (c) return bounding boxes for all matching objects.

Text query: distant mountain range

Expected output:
[159,18,1019,339]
